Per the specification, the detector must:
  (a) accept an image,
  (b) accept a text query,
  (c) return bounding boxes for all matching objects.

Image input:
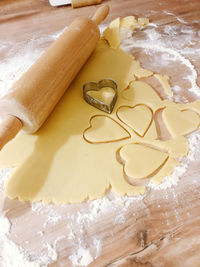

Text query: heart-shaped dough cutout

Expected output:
[83,115,130,144]
[119,143,169,179]
[162,107,200,137]
[83,79,117,114]
[117,104,153,137]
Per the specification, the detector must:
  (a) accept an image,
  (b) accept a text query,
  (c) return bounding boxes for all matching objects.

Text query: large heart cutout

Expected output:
[118,143,169,179]
[162,107,200,137]
[117,104,153,137]
[83,79,118,114]
[83,115,131,144]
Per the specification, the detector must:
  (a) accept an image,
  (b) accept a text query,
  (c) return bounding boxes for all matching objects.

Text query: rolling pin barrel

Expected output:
[72,0,102,8]
[0,5,109,150]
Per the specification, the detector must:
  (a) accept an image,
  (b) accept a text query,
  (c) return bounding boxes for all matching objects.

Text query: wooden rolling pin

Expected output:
[50,0,102,8]
[0,5,109,150]
[72,0,102,8]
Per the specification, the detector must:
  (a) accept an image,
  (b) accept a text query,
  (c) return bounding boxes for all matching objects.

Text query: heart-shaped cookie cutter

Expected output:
[83,79,118,114]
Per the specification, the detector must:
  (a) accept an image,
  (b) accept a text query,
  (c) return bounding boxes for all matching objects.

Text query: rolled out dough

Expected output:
[1,18,200,204]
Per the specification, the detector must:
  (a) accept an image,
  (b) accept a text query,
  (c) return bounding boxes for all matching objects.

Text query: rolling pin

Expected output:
[0,5,109,150]
[49,0,102,8]
[71,0,102,8]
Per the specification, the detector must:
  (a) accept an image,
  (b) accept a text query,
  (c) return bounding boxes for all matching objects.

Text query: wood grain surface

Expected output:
[0,0,200,266]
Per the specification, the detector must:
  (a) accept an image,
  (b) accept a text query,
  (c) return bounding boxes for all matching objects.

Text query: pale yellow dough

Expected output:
[1,18,200,204]
[137,18,149,26]
[163,107,200,137]
[83,115,130,144]
[154,74,173,97]
[103,16,150,50]
[103,18,120,49]
[120,16,138,29]
[117,105,153,137]
[120,143,168,179]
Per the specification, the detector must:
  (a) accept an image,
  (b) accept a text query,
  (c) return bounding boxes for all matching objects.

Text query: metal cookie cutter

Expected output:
[83,79,118,114]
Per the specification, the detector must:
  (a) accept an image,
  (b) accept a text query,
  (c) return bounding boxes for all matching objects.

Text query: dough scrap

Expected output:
[103,18,120,49]
[103,16,150,50]
[138,18,149,26]
[154,74,173,97]
[120,16,138,29]
[1,17,200,204]
[129,61,153,79]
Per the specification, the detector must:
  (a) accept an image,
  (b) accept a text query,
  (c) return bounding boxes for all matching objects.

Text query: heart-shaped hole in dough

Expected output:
[117,143,169,186]
[162,107,200,137]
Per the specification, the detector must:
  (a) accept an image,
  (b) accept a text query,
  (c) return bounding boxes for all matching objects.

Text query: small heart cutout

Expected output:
[83,79,118,114]
[119,143,169,179]
[162,107,200,137]
[83,115,130,144]
[117,104,153,137]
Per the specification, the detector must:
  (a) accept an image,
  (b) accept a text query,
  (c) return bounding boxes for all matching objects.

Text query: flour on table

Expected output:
[163,10,188,25]
[187,131,200,161]
[69,248,93,267]
[0,216,11,235]
[0,16,200,267]
[0,214,60,267]
[120,25,200,98]
[0,168,11,192]
[69,238,101,267]
[0,215,42,267]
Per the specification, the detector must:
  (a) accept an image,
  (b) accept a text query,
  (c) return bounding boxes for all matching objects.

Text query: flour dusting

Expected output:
[0,215,42,267]
[120,25,200,97]
[163,10,188,25]
[0,216,11,236]
[0,169,11,192]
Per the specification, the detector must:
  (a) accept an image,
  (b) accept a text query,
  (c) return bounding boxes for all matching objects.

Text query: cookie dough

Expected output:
[117,105,153,137]
[83,115,130,144]
[163,107,200,137]
[154,74,173,97]
[1,18,200,204]
[103,16,150,49]
[119,143,168,179]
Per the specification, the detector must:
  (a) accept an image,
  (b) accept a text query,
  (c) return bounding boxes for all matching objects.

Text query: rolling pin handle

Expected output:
[0,116,23,150]
[92,5,110,25]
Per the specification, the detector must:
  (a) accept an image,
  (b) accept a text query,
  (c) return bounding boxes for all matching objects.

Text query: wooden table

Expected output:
[0,0,200,266]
